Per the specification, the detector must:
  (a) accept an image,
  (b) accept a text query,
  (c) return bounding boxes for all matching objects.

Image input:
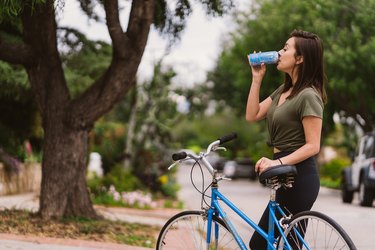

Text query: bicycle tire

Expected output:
[278,210,356,250]
[156,210,240,250]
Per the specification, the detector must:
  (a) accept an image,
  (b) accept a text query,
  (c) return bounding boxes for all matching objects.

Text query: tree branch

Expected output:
[21,0,70,114]
[0,39,35,66]
[104,0,155,58]
[65,0,156,129]
[104,0,127,58]
[127,0,155,53]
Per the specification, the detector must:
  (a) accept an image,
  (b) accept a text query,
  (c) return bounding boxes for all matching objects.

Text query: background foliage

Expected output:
[1,0,375,201]
[208,0,375,137]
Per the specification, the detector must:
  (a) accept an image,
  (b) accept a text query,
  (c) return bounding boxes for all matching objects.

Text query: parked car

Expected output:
[207,152,227,171]
[341,131,375,207]
[223,158,257,180]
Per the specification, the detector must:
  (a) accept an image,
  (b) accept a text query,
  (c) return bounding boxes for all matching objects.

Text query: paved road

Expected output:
[177,165,375,250]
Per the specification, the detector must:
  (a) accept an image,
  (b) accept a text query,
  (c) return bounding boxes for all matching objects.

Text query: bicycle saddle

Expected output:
[259,164,297,184]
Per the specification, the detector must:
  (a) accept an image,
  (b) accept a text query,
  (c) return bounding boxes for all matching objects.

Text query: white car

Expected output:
[341,132,375,207]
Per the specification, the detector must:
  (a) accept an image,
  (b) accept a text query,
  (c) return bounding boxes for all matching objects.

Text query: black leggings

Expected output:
[249,152,320,250]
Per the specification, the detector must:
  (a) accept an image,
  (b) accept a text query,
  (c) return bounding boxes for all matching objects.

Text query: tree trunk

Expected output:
[39,121,97,219]
[16,1,98,219]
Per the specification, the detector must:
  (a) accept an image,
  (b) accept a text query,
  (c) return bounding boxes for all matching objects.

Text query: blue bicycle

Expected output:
[156,133,356,250]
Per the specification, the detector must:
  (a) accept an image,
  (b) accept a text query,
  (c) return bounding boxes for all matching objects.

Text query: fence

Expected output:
[0,163,41,195]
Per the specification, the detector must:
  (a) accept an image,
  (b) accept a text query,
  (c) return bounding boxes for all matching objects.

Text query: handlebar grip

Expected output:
[218,132,237,145]
[172,151,187,161]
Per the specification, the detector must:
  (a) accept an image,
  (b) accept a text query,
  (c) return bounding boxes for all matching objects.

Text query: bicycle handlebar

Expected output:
[172,132,237,161]
[218,132,237,145]
[172,151,187,161]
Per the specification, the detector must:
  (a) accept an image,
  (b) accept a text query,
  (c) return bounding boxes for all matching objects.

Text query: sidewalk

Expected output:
[0,193,180,250]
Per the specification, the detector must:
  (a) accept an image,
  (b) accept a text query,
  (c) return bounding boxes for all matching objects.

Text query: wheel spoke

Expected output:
[279,211,356,250]
[157,211,241,250]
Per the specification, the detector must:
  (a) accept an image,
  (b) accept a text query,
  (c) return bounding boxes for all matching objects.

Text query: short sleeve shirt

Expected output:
[266,85,324,152]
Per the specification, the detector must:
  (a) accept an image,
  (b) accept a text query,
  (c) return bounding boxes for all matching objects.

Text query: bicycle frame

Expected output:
[206,183,294,250]
[170,137,300,250]
[164,135,354,250]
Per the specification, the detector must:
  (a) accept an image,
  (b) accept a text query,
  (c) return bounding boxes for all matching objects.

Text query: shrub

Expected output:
[160,182,180,199]
[87,165,181,209]
[87,164,144,198]
[105,186,157,209]
[320,157,351,188]
[103,164,143,192]
[88,182,158,209]
[89,121,126,174]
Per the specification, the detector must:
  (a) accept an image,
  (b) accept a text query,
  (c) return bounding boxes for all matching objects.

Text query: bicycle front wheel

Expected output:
[156,210,240,250]
[279,210,356,250]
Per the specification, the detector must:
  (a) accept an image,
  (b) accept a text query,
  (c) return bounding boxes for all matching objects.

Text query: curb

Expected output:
[95,205,181,226]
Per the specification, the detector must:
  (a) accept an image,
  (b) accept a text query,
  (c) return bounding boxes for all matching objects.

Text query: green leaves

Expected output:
[58,27,112,98]
[0,0,47,19]
[0,0,24,18]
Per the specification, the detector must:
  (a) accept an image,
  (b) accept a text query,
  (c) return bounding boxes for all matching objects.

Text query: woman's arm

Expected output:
[246,62,272,122]
[278,116,322,164]
[246,86,273,122]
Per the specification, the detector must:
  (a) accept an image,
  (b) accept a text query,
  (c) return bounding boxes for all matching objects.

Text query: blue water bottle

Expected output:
[248,51,279,66]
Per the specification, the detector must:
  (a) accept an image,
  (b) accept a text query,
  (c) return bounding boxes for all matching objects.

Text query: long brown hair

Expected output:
[283,30,327,103]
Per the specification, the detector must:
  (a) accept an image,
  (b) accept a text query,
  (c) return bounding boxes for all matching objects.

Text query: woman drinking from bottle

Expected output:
[246,29,327,249]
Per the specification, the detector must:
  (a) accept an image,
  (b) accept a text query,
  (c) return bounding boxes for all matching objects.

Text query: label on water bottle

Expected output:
[249,51,279,66]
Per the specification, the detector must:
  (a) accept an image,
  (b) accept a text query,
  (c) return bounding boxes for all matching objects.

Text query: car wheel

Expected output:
[359,179,373,207]
[249,168,257,181]
[341,174,353,203]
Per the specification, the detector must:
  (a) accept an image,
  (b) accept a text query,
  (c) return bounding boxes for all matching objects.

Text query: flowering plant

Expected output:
[102,185,157,209]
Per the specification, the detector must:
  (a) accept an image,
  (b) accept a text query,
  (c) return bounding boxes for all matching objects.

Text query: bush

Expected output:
[102,165,143,192]
[87,165,181,209]
[320,157,351,188]
[89,121,126,174]
[87,164,144,197]
[87,168,157,209]
[160,182,180,199]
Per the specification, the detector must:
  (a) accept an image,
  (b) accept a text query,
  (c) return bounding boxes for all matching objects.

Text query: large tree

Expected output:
[0,0,234,219]
[208,0,375,134]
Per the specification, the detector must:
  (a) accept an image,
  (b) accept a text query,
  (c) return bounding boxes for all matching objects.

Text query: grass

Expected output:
[0,209,160,248]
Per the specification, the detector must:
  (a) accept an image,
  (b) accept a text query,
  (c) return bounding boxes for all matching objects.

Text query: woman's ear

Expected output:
[296,55,303,65]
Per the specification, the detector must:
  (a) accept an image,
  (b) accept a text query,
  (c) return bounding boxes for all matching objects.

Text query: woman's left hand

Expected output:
[255,157,279,174]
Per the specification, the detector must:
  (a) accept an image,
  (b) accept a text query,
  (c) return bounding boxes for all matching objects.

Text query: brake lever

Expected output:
[168,162,178,170]
[213,146,227,152]
[216,176,232,182]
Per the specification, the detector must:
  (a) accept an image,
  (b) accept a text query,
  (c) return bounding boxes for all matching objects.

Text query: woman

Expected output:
[246,30,327,249]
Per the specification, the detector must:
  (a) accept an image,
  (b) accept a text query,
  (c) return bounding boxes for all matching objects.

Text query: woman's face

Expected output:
[277,37,301,78]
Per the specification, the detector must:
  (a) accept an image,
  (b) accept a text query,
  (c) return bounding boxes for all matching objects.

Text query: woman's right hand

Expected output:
[248,53,266,84]
[250,63,266,84]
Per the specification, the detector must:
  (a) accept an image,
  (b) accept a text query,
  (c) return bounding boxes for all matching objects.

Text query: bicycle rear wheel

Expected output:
[156,210,240,250]
[279,210,356,250]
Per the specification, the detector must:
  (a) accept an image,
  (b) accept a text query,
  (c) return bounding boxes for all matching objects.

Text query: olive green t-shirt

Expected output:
[266,85,324,152]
